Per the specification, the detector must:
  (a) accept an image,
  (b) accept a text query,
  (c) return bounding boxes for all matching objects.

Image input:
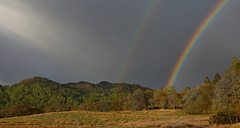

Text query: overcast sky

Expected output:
[0,0,239,91]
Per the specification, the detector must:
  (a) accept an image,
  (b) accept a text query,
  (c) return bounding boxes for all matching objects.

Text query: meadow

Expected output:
[0,109,212,128]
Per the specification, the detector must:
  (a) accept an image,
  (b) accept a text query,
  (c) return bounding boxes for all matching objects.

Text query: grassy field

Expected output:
[0,109,235,128]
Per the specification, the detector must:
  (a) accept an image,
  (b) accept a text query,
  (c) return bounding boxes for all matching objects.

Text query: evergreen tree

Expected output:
[203,76,211,84]
[212,73,221,84]
[231,56,240,70]
[180,86,190,97]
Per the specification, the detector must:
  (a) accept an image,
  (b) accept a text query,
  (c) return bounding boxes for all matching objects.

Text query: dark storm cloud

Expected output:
[175,0,240,90]
[0,0,152,84]
[0,0,239,91]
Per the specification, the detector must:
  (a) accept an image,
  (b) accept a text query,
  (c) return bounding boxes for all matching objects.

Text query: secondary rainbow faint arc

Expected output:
[167,0,230,85]
[118,0,163,82]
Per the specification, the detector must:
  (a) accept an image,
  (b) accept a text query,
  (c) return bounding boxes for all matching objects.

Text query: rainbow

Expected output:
[118,0,163,82]
[167,0,229,85]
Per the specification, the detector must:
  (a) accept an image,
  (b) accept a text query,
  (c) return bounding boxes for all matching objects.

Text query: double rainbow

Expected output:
[118,0,229,86]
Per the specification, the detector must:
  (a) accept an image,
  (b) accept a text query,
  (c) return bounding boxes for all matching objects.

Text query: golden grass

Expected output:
[0,109,231,128]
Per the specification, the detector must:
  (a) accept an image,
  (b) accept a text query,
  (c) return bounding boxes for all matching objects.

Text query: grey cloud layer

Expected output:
[0,0,239,91]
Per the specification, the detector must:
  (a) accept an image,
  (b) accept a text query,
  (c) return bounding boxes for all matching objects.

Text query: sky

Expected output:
[0,0,239,91]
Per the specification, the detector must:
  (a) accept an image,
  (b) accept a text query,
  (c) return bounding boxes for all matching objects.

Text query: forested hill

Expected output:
[0,77,150,111]
[1,56,240,125]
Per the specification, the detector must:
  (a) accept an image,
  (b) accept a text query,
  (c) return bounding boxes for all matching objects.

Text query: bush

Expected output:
[210,110,240,124]
[0,104,43,118]
[78,100,111,112]
[45,104,71,113]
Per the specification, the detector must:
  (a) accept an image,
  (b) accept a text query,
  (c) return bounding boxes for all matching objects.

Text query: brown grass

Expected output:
[123,116,209,127]
[0,109,234,128]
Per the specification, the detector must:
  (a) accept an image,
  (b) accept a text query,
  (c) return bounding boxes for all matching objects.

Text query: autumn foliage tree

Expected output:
[149,88,166,109]
[2,56,240,126]
[211,56,240,124]
[181,85,201,114]
[131,89,146,111]
[167,85,181,109]
[230,56,240,70]
[180,87,190,96]
[144,89,153,109]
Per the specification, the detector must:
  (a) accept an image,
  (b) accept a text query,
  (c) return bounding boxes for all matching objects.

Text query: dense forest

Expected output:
[0,56,240,125]
[0,77,149,113]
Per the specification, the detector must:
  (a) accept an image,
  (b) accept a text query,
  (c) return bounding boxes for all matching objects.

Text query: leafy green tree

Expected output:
[109,88,126,111]
[123,93,133,110]
[0,86,9,109]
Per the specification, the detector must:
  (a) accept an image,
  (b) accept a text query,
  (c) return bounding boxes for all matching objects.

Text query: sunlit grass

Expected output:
[0,109,211,128]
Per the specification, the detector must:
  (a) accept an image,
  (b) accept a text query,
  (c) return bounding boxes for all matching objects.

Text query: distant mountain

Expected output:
[0,77,150,111]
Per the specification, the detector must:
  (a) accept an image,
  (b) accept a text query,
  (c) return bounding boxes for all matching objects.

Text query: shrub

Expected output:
[45,104,71,113]
[210,110,240,124]
[0,104,43,118]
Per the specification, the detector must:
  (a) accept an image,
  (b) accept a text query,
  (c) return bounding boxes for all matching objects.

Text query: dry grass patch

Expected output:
[122,115,209,128]
[0,109,212,128]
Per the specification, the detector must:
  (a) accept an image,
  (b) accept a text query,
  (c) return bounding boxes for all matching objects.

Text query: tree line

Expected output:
[0,56,240,125]
[0,77,149,117]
